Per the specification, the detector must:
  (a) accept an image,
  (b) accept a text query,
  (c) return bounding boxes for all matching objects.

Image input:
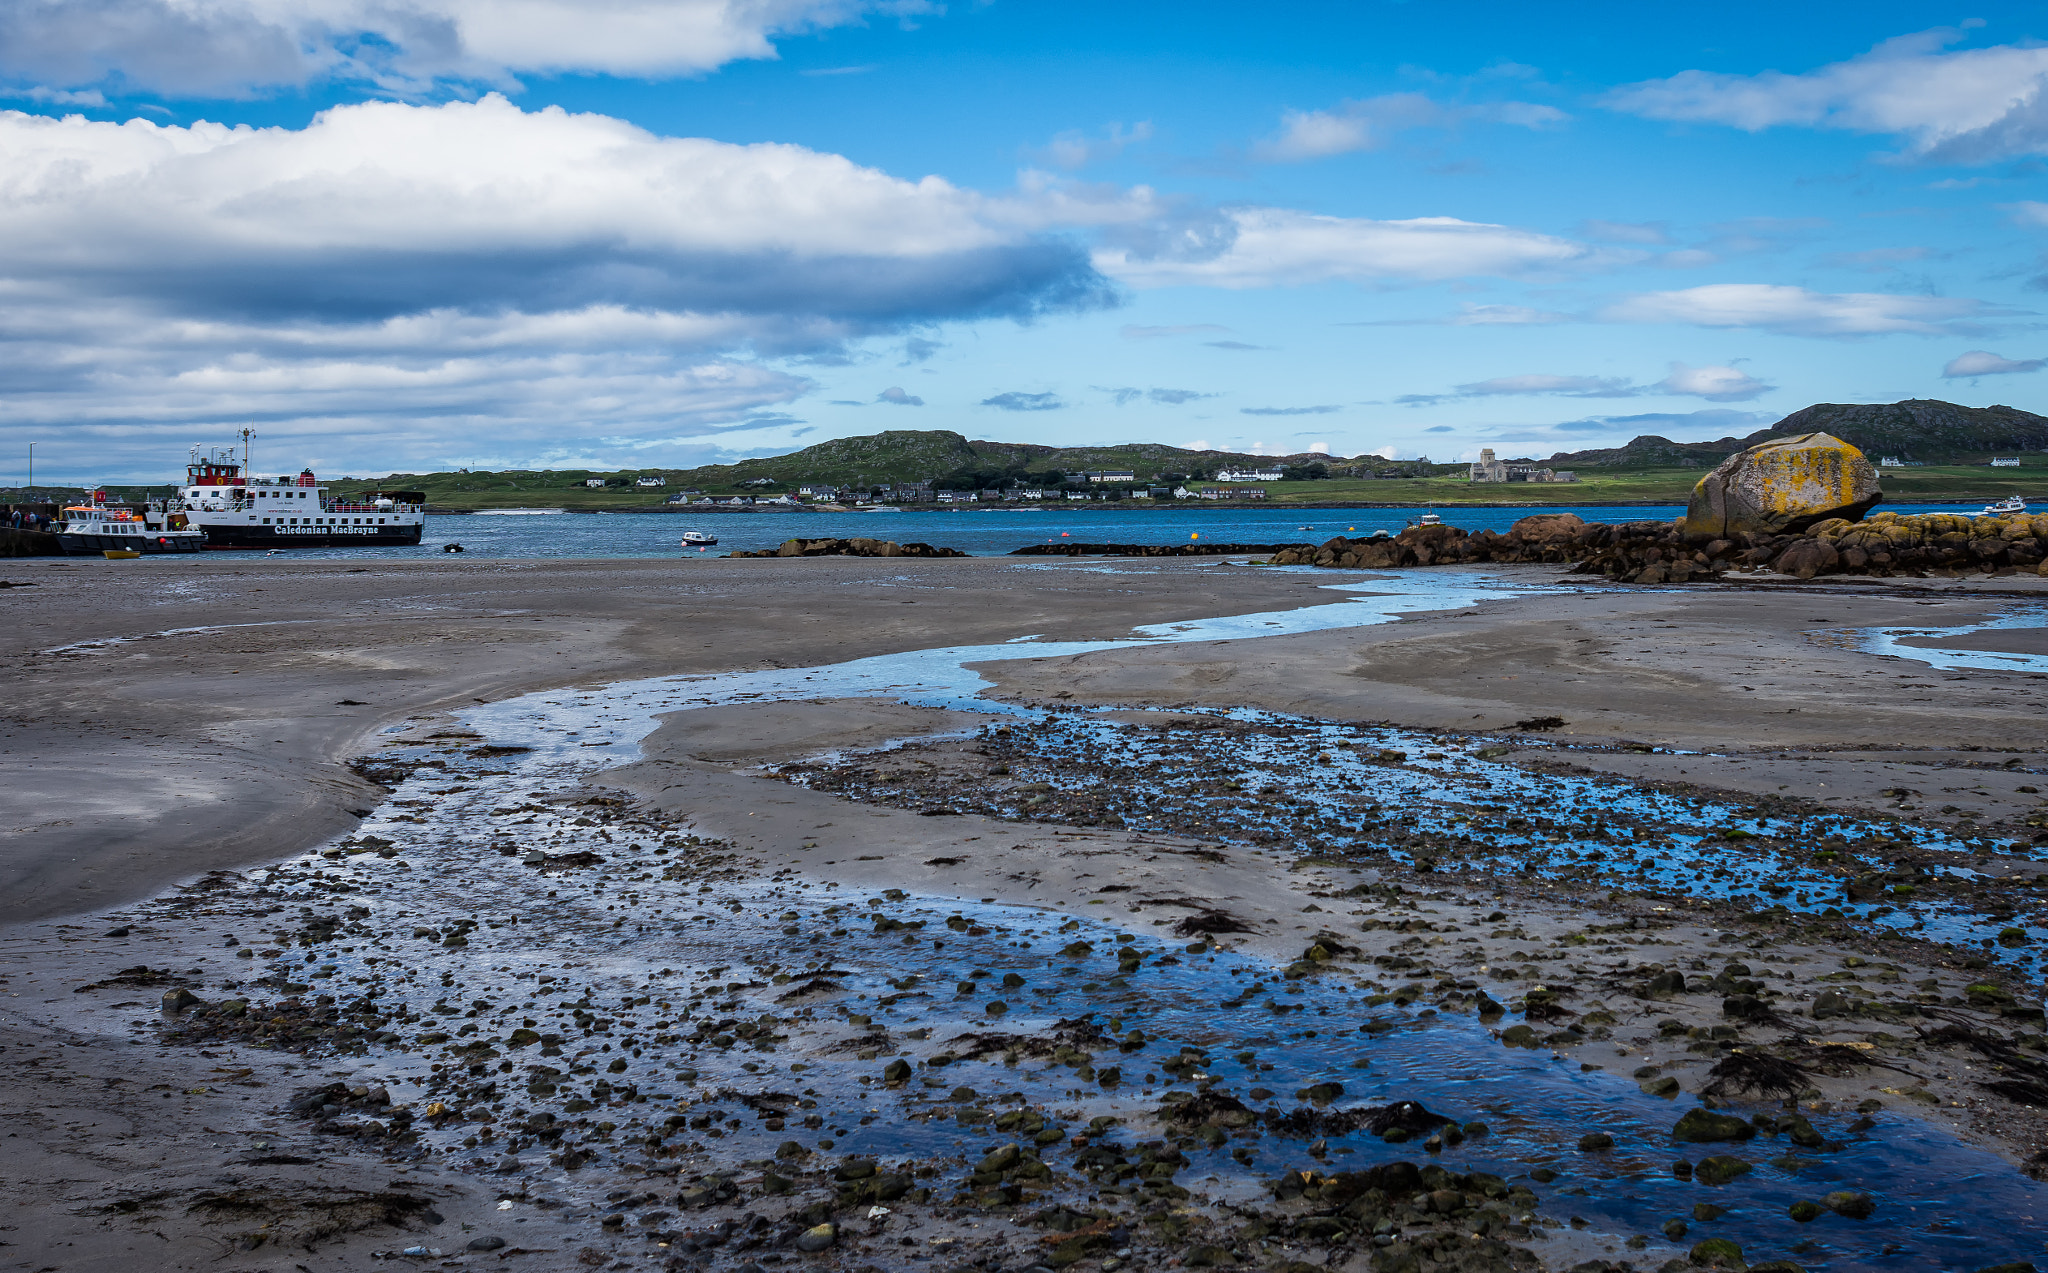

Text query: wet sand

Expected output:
[5,555,2048,1271]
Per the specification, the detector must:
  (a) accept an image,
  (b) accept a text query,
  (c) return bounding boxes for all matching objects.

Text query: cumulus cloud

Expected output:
[0,95,1119,475]
[0,0,936,97]
[1600,283,1993,336]
[1253,92,1567,162]
[981,390,1062,411]
[1605,29,2048,164]
[1096,209,1595,289]
[1943,349,2047,377]
[875,385,923,404]
[1653,361,1772,401]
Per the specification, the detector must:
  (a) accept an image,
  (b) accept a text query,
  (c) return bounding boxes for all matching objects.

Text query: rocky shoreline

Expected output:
[1264,510,2048,585]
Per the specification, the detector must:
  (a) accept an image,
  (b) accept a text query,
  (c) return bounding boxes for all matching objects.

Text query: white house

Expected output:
[1216,466,1282,483]
[1992,457,2022,468]
[635,475,666,487]
[584,478,607,488]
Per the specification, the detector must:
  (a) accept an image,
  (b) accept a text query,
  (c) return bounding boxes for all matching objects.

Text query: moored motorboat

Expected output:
[680,530,719,546]
[55,488,204,555]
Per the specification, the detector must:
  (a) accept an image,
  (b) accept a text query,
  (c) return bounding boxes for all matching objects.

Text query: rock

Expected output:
[1673,1109,1754,1143]
[1182,1245,1238,1267]
[794,1222,837,1253]
[882,1058,912,1083]
[978,1143,1021,1173]
[1772,537,1842,579]
[160,987,201,1013]
[1684,432,1881,538]
[104,926,131,937]
[1721,994,1772,1021]
[1810,990,1854,1019]
[468,1236,506,1251]
[1511,512,1587,544]
[1692,1203,1727,1221]
[1662,1219,1689,1240]
[1822,1190,1875,1219]
[1499,1024,1540,1047]
[1694,1155,1752,1186]
[1788,1200,1824,1223]
[1688,1237,1745,1267]
[1578,1132,1615,1151]
[1780,1115,1824,1149]
[1640,1076,1682,1098]
[1643,970,1687,998]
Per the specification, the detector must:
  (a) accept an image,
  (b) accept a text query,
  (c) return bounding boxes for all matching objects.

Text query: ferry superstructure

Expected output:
[177,444,426,549]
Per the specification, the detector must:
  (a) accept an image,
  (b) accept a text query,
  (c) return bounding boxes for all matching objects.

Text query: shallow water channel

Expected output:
[156,569,2048,1270]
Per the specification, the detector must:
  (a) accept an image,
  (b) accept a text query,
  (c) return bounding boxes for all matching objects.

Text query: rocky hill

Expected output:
[1768,400,2048,460]
[1547,399,2048,468]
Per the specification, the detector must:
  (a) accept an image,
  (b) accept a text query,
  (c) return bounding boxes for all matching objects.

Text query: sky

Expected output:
[7,2,2048,480]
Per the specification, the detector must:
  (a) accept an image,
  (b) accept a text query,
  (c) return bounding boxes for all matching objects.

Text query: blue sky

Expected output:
[6,0,2048,479]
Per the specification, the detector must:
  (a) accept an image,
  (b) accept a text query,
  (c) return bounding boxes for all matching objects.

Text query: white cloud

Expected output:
[1462,374,1633,397]
[875,385,923,404]
[1600,284,1992,336]
[1033,121,1153,169]
[1607,29,2048,163]
[0,0,935,97]
[1253,92,1567,162]
[1652,362,1772,401]
[981,391,1061,411]
[1943,349,2047,377]
[1096,209,1594,289]
[0,95,1117,476]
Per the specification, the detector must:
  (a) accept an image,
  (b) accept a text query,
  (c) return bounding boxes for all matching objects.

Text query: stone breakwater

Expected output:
[727,536,969,559]
[1267,512,2048,584]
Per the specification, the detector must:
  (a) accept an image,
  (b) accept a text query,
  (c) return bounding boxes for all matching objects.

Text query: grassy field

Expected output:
[26,460,2027,512]
[358,463,2048,512]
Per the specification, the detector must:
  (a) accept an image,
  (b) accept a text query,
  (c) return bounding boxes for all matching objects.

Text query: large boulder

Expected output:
[1684,432,1881,538]
[1509,512,1586,544]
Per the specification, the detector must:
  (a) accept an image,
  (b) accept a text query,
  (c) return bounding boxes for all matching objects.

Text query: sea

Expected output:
[258,501,2001,560]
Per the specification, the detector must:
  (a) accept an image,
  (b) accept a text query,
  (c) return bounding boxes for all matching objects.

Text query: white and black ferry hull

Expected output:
[57,530,204,554]
[199,524,425,549]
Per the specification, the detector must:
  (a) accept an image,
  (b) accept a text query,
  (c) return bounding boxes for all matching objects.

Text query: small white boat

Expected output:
[1413,510,1442,527]
[680,530,718,546]
[1980,496,2028,517]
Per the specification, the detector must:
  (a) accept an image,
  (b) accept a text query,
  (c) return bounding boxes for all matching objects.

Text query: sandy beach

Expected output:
[4,552,2047,1273]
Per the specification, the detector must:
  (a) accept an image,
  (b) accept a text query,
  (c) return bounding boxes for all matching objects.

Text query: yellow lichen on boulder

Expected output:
[1684,432,1883,538]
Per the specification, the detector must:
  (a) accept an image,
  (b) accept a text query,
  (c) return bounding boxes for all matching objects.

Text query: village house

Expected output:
[634,475,665,487]
[1216,466,1283,482]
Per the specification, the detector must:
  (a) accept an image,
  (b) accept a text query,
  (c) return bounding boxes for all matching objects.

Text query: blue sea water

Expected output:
[235,501,2002,560]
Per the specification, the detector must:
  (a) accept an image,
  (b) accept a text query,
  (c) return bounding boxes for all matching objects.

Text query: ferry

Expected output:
[175,442,425,549]
[1980,496,2028,517]
[55,489,204,555]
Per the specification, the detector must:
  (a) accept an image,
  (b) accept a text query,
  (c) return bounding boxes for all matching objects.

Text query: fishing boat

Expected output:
[55,489,204,555]
[680,530,718,546]
[1412,510,1443,527]
[1981,496,2028,517]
